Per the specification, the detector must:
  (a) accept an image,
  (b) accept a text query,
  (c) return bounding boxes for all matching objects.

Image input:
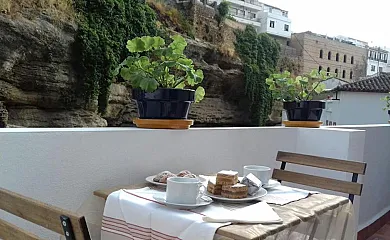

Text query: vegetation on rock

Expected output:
[0,0,74,20]
[147,0,194,39]
[235,26,280,126]
[74,0,158,113]
[216,0,230,23]
[116,35,205,102]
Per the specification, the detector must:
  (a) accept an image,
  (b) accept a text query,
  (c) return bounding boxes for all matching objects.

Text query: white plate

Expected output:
[206,188,267,203]
[146,175,168,186]
[152,193,213,209]
[263,179,281,189]
[146,175,201,187]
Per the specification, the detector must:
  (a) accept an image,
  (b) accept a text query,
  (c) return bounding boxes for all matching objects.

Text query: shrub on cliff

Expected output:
[235,26,280,126]
[74,0,158,112]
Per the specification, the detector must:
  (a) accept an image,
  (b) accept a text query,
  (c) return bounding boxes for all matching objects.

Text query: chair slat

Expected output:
[0,218,41,240]
[0,188,91,240]
[272,169,363,196]
[276,151,366,175]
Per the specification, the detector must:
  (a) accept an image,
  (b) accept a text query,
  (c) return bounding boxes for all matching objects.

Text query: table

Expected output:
[94,183,355,240]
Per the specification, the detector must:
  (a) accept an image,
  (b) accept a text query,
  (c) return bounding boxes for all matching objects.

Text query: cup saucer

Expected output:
[263,179,281,189]
[153,193,213,210]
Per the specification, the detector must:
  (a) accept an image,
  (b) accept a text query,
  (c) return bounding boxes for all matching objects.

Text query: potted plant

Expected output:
[115,35,205,128]
[381,93,390,122]
[266,70,329,123]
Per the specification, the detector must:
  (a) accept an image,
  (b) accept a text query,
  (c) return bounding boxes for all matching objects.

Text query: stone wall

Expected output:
[190,1,219,43]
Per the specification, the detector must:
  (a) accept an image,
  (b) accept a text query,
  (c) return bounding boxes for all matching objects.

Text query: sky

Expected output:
[260,0,390,48]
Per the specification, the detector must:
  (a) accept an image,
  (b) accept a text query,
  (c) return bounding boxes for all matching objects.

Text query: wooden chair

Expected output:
[0,188,91,240]
[272,151,367,203]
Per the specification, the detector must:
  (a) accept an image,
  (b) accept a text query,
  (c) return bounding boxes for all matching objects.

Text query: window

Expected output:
[351,56,354,64]
[335,69,339,77]
[284,24,289,31]
[270,21,275,28]
[343,54,347,63]
[342,70,346,78]
[286,41,290,46]
[335,53,339,62]
[319,66,323,72]
[250,13,256,19]
[369,51,373,58]
[371,65,376,71]
[350,71,353,79]
[327,67,331,75]
[379,67,383,72]
[328,51,332,60]
[320,50,323,58]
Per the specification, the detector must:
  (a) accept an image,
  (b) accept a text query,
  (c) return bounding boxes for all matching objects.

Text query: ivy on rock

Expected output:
[234,26,280,126]
[74,0,158,113]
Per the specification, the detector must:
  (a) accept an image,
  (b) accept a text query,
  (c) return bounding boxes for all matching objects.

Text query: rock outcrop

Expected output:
[0,13,250,127]
[0,14,107,127]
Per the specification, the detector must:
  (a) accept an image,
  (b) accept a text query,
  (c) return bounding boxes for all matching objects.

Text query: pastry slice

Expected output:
[207,179,222,195]
[221,183,248,199]
[216,170,239,185]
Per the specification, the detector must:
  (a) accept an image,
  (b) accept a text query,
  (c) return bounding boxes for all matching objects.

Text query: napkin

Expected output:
[259,185,319,205]
[203,201,282,224]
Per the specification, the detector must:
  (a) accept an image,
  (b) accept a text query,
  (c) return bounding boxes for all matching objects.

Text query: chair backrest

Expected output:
[0,188,91,240]
[272,151,367,203]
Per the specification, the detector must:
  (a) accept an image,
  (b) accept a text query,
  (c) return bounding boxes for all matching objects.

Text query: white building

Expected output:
[219,0,291,38]
[320,73,390,126]
[366,47,390,76]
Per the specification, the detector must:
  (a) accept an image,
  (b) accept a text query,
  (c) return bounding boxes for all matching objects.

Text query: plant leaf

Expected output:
[314,83,326,94]
[139,77,159,92]
[126,38,145,52]
[265,78,274,85]
[169,35,187,54]
[195,86,205,103]
[120,67,132,80]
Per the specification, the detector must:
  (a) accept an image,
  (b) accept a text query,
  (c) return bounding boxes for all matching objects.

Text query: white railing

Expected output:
[1,125,390,237]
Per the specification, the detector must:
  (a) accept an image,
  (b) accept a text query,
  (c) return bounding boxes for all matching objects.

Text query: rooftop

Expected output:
[295,31,368,48]
[333,73,390,93]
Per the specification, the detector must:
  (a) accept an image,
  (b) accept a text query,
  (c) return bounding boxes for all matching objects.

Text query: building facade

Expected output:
[290,32,368,81]
[216,0,291,39]
[367,47,390,76]
[320,73,390,125]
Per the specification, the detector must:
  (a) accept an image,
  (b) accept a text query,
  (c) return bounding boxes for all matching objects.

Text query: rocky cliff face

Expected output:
[0,14,106,127]
[0,13,250,127]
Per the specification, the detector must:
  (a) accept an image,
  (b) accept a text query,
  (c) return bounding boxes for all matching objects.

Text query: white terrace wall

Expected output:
[0,127,366,239]
[328,124,390,231]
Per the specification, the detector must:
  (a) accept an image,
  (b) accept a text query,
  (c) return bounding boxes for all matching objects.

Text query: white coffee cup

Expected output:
[243,165,272,185]
[166,177,205,204]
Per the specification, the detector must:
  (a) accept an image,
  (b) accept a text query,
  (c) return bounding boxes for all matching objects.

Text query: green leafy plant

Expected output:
[217,0,230,21]
[115,35,205,103]
[74,0,157,113]
[381,93,390,111]
[266,70,330,102]
[234,26,280,126]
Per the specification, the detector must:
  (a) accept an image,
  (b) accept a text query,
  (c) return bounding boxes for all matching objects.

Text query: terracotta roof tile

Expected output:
[333,73,390,93]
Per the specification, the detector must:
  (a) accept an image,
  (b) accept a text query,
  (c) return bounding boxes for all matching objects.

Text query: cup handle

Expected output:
[197,184,206,201]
